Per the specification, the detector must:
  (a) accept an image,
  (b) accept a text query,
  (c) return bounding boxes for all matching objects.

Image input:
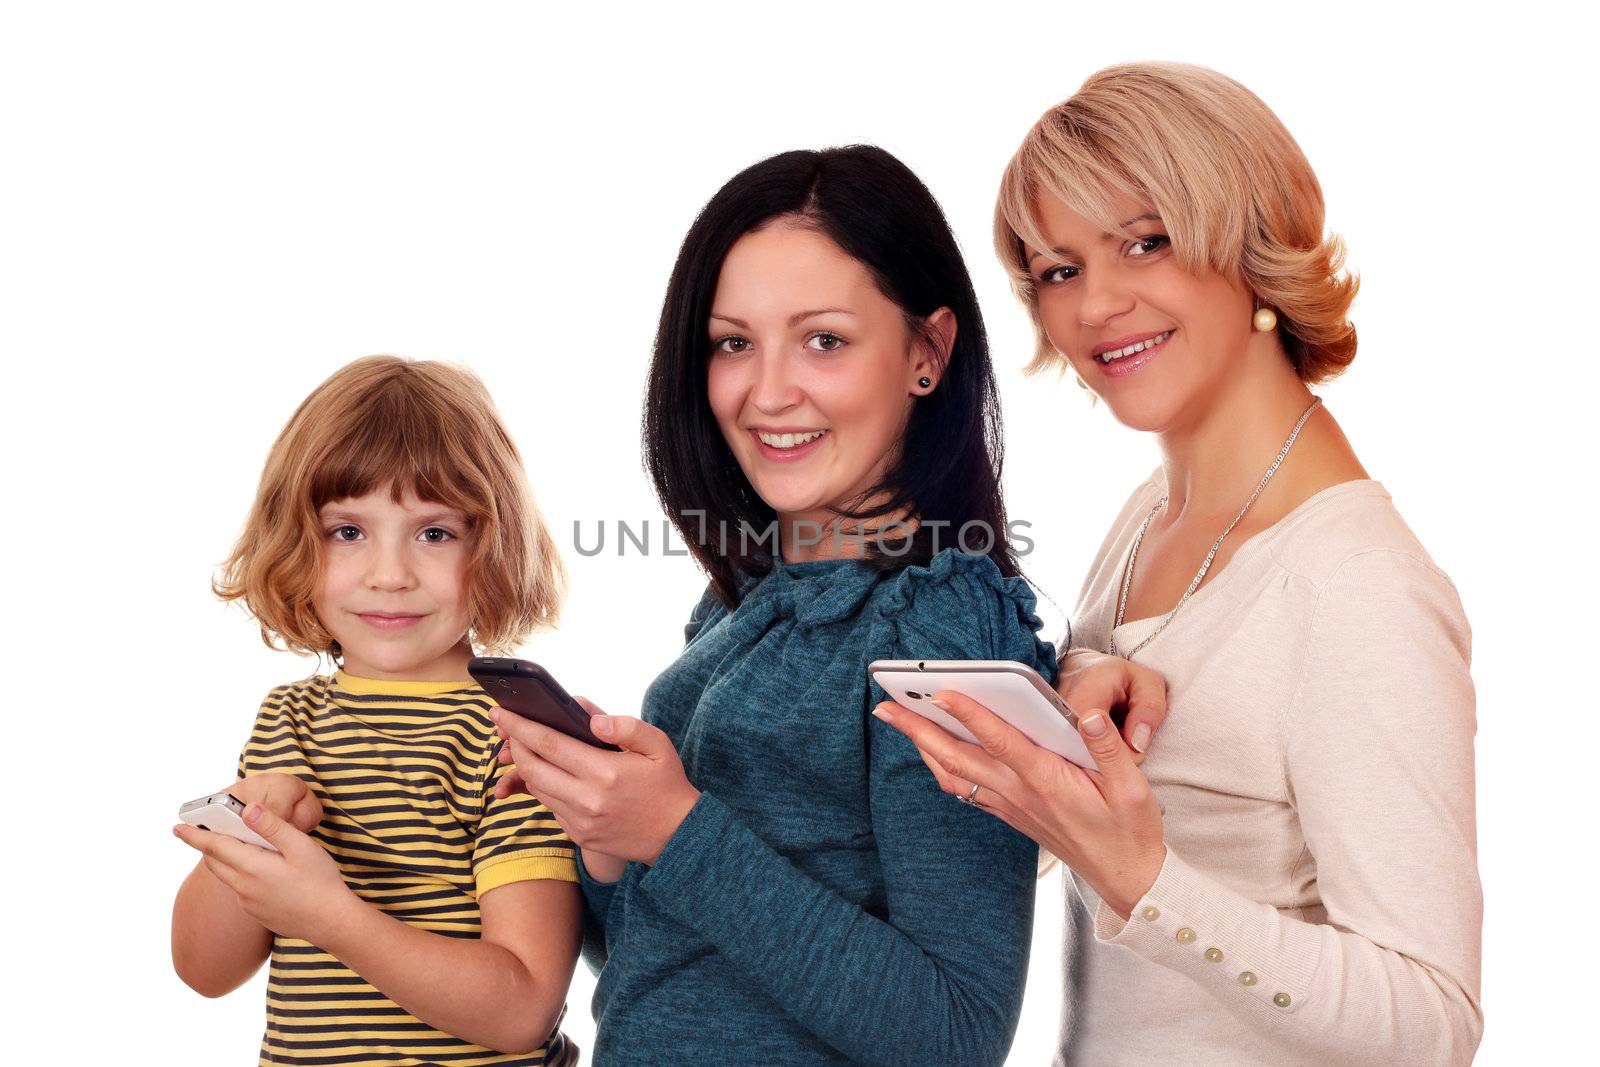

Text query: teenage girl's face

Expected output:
[705,220,949,548]
[312,488,474,681]
[1026,192,1258,432]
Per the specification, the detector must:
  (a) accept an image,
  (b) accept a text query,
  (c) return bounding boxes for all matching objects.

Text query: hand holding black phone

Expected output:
[468,656,622,752]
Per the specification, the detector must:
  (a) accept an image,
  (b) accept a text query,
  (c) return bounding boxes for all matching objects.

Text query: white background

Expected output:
[2,2,1593,1063]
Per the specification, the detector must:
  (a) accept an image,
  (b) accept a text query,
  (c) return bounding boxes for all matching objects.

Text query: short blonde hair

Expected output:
[995,62,1358,383]
[215,355,565,657]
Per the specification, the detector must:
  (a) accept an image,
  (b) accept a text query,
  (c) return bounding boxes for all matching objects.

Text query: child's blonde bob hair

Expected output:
[995,62,1358,383]
[215,355,565,658]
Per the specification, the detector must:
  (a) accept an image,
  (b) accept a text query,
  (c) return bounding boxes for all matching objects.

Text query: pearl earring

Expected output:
[917,376,932,389]
[1252,304,1278,332]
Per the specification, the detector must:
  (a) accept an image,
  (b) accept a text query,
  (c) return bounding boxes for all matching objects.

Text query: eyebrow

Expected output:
[415,511,469,526]
[317,506,468,525]
[1025,213,1165,266]
[709,308,858,329]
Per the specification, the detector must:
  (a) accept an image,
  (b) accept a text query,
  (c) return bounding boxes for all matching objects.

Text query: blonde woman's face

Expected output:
[1026,192,1257,432]
[312,488,475,680]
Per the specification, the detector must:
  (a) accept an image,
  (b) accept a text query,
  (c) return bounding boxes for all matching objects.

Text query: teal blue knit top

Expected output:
[578,547,1059,1065]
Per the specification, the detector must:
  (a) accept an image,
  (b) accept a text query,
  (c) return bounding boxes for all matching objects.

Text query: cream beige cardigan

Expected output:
[1055,474,1482,1066]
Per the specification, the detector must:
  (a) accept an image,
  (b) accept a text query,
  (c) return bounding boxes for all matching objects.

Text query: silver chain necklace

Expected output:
[1109,395,1323,661]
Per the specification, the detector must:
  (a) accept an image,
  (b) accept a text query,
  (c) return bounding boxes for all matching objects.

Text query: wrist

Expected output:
[1061,647,1104,669]
[644,786,702,866]
[1100,844,1168,921]
[307,886,370,953]
[580,848,626,884]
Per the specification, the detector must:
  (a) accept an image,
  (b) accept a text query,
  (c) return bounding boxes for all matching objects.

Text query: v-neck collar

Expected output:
[1112,476,1384,635]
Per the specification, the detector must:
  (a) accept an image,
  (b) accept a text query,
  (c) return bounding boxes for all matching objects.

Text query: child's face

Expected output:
[312,487,475,681]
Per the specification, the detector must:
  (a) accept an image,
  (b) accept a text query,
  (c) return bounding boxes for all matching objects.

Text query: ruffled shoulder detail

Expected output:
[866,549,1059,684]
[683,582,730,646]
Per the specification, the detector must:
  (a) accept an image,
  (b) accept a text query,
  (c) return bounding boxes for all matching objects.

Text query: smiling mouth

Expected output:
[1096,330,1173,364]
[752,429,827,450]
[356,613,427,631]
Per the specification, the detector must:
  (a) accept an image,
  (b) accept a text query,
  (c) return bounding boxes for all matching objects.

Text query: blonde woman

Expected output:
[873,63,1483,1065]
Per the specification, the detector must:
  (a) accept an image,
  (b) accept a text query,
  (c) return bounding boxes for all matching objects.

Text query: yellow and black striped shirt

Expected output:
[236,671,578,1067]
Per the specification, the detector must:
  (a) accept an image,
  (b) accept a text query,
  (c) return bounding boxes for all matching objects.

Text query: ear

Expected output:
[911,307,958,389]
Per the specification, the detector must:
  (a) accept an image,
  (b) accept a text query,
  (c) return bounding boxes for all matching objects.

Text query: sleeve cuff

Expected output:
[637,790,728,903]
[1091,846,1324,1016]
[475,847,579,895]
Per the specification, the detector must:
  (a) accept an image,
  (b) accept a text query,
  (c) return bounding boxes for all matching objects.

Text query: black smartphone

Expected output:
[468,656,621,752]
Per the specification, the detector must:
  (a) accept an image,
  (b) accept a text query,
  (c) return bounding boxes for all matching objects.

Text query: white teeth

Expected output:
[757,430,826,449]
[1098,331,1171,364]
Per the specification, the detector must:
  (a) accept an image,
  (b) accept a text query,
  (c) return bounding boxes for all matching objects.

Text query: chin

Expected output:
[342,640,443,678]
[1098,388,1194,435]
[746,478,829,519]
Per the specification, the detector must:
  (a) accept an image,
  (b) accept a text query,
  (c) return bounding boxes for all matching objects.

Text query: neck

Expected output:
[778,505,917,563]
[339,638,475,683]
[1156,340,1320,524]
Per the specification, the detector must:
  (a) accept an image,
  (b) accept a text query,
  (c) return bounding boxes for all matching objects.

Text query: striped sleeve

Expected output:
[473,740,579,896]
[235,685,288,780]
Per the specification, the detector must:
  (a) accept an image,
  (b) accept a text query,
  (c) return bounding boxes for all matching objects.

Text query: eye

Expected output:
[712,335,752,355]
[419,526,456,544]
[805,331,847,353]
[1127,234,1171,258]
[328,524,362,542]
[1038,263,1081,286]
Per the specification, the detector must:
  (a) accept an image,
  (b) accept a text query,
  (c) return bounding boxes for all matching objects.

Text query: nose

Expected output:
[364,537,417,592]
[1079,264,1136,331]
[749,350,803,416]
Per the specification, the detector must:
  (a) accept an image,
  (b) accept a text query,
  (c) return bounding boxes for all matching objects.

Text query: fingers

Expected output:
[490,707,612,777]
[907,735,970,796]
[872,701,1008,797]
[237,772,323,825]
[1075,710,1142,798]
[1120,666,1169,755]
[569,697,669,760]
[1060,656,1171,759]
[202,854,241,890]
[290,790,323,832]
[1060,672,1120,724]
[173,823,265,870]
[173,823,209,852]
[493,766,529,800]
[588,713,671,759]
[239,802,304,855]
[503,737,587,808]
[928,689,1048,775]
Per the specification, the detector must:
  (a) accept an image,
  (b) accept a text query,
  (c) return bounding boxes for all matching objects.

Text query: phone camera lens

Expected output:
[907,691,923,700]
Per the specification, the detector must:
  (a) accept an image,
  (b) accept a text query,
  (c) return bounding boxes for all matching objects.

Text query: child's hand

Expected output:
[229,772,323,832]
[174,803,358,945]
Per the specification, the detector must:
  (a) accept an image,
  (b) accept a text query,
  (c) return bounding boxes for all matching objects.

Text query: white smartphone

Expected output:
[869,659,1095,769]
[178,791,278,852]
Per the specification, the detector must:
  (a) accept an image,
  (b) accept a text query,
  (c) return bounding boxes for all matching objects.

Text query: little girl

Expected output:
[171,355,583,1066]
